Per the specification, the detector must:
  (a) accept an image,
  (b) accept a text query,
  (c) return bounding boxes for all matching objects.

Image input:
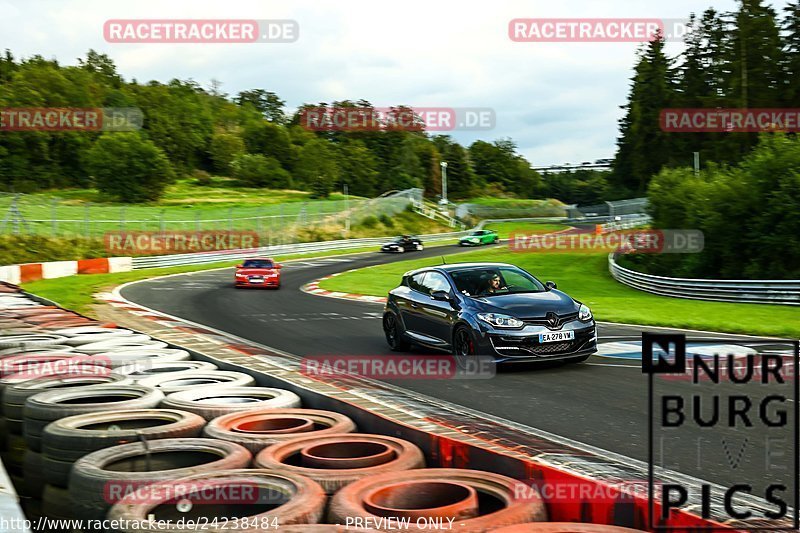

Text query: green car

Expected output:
[459,229,499,246]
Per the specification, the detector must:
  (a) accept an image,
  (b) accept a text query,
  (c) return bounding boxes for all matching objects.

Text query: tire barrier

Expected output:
[68,438,252,520]
[328,469,548,532]
[41,409,206,487]
[114,360,218,381]
[160,386,302,420]
[3,372,128,432]
[0,345,76,355]
[0,334,68,349]
[79,349,192,369]
[490,524,646,532]
[75,336,167,354]
[0,355,94,401]
[138,370,256,394]
[204,409,356,453]
[23,384,164,451]
[22,449,46,499]
[107,469,327,532]
[54,326,136,346]
[254,433,425,494]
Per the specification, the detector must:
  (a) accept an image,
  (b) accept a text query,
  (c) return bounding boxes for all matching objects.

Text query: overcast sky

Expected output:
[0,0,788,165]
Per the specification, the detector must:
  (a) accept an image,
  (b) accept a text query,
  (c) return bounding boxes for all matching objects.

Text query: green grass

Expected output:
[0,177,368,237]
[480,222,569,239]
[318,247,800,338]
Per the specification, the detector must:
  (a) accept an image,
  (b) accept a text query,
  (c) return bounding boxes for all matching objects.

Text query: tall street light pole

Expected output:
[440,161,448,205]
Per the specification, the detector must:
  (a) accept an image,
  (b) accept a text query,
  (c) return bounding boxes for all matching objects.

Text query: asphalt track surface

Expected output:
[121,244,796,498]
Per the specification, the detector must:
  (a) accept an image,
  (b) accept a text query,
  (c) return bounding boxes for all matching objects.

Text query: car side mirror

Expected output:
[545,281,557,290]
[430,290,451,302]
[236,264,243,269]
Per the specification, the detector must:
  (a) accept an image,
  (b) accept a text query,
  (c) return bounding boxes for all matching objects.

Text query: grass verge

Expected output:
[318,247,800,338]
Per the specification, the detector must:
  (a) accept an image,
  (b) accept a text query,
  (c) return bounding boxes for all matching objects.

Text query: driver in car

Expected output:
[483,272,508,295]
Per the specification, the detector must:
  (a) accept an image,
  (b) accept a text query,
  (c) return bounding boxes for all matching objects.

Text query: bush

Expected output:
[360,215,379,229]
[84,133,174,203]
[378,214,395,228]
[0,235,108,264]
[230,154,291,188]
[193,169,213,186]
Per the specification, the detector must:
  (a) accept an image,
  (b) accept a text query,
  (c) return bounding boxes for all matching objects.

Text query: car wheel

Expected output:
[415,243,423,251]
[397,246,405,253]
[383,314,409,351]
[452,326,475,370]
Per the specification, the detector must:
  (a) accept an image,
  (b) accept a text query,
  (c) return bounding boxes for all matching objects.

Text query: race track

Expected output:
[120,244,795,494]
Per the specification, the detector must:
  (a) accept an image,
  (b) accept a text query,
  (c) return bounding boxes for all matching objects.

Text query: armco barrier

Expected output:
[609,254,800,305]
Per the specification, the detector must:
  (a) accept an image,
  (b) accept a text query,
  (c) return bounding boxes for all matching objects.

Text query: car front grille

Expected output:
[522,312,580,329]
[490,328,595,358]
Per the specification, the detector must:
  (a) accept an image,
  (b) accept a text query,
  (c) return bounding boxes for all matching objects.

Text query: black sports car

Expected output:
[380,235,424,253]
[382,262,596,364]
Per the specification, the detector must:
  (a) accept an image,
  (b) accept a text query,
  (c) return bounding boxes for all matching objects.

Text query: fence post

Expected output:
[84,204,91,238]
[51,199,58,236]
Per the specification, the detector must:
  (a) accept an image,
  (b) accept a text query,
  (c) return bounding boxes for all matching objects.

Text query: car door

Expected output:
[416,271,457,346]
[397,272,429,335]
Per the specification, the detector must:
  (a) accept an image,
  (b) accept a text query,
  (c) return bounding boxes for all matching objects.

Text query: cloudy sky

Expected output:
[0,0,786,165]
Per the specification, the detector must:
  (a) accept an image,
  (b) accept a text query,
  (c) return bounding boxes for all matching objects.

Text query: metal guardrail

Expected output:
[131,231,467,269]
[608,254,800,306]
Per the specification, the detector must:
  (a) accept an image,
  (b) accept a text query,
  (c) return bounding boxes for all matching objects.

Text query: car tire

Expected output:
[397,245,405,253]
[69,438,252,521]
[383,313,410,351]
[415,243,423,251]
[160,387,302,420]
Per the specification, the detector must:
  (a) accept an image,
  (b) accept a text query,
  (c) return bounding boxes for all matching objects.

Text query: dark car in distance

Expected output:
[382,262,596,364]
[380,235,424,253]
[234,258,283,289]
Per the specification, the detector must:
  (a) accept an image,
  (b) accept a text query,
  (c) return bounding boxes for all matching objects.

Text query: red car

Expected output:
[234,258,283,289]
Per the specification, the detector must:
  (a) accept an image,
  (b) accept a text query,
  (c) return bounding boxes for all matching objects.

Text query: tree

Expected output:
[242,120,294,169]
[335,140,379,197]
[84,133,174,202]
[230,153,291,188]
[782,0,800,106]
[235,89,286,123]
[208,131,245,174]
[295,139,339,197]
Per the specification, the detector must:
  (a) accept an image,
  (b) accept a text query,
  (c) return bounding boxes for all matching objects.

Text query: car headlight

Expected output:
[235,273,247,277]
[578,303,593,321]
[477,313,524,328]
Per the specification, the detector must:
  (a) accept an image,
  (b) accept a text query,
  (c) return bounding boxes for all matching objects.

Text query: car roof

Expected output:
[404,262,516,276]
[242,257,274,262]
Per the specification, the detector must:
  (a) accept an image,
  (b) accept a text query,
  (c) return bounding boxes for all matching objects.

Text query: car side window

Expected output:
[408,273,428,293]
[422,272,452,295]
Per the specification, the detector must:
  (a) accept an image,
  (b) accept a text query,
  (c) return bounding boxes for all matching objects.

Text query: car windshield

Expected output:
[469,231,483,236]
[450,266,545,297]
[242,260,273,268]
[392,236,409,242]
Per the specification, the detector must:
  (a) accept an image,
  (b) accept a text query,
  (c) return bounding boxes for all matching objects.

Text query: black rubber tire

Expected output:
[24,385,164,451]
[3,432,26,475]
[383,313,410,352]
[137,370,255,394]
[107,469,326,533]
[22,449,45,499]
[113,360,218,381]
[42,409,206,487]
[42,484,75,525]
[2,373,129,422]
[0,416,7,451]
[69,438,252,521]
[159,387,302,421]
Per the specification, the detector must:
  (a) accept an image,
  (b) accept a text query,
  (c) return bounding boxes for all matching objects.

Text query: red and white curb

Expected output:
[301,270,387,304]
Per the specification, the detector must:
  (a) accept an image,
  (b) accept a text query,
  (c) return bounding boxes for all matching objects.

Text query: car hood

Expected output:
[468,290,577,317]
[382,242,402,246]
[460,235,481,240]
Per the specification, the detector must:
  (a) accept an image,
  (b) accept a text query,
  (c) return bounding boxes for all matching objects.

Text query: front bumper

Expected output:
[235,276,280,288]
[459,240,481,246]
[474,321,597,363]
[381,246,403,253]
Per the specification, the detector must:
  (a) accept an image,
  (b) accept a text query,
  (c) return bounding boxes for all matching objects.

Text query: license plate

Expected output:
[539,331,575,343]
[249,277,264,283]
